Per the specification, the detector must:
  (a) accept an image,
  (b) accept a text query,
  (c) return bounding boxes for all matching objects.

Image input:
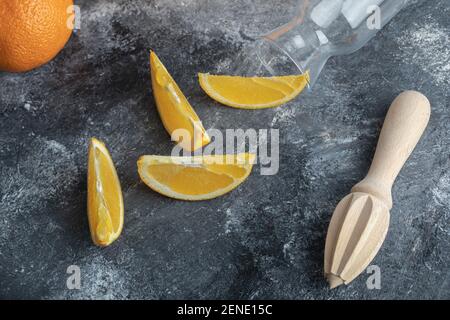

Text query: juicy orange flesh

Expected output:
[88,143,122,244]
[150,52,209,151]
[146,161,249,195]
[201,74,308,105]
[95,149,121,231]
[204,164,248,178]
[138,153,256,200]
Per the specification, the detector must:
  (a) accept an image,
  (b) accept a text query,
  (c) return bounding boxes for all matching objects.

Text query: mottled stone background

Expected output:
[0,0,448,299]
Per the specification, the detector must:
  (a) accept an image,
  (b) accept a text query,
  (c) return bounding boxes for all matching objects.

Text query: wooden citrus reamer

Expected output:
[324,91,431,289]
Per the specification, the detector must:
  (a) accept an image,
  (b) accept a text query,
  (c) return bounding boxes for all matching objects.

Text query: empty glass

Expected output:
[231,0,410,86]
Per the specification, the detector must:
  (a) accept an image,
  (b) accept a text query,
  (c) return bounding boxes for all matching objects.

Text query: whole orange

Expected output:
[0,0,74,72]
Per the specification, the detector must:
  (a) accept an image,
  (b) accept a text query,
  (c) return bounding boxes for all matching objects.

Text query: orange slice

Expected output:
[150,51,210,151]
[137,153,255,201]
[198,72,309,109]
[87,138,124,246]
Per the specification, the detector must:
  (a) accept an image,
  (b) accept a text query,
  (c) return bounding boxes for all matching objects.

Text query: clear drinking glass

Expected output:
[231,0,410,86]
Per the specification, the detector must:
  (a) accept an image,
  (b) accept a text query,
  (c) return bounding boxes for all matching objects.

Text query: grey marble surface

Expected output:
[0,0,449,299]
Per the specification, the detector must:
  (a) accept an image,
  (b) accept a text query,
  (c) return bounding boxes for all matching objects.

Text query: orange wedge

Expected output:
[198,72,309,109]
[87,138,124,246]
[137,153,255,201]
[150,51,210,151]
